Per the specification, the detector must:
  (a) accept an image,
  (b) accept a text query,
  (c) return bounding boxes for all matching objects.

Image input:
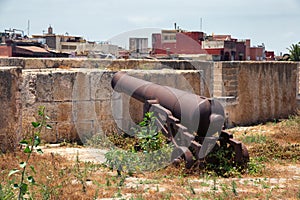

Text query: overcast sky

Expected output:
[0,0,299,54]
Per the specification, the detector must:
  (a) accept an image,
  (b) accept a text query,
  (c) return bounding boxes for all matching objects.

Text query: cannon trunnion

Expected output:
[111,71,249,168]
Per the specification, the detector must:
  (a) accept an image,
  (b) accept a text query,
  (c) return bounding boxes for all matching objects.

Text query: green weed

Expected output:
[204,145,242,177]
[242,134,267,144]
[8,106,51,200]
[0,182,15,200]
[247,158,265,175]
[105,112,172,174]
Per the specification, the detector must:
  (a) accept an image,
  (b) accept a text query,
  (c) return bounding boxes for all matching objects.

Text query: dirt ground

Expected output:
[1,115,300,199]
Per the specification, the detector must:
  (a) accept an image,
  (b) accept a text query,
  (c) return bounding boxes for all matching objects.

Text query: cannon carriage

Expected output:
[111,71,249,169]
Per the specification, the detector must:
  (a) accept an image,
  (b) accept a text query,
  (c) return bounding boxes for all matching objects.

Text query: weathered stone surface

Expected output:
[53,72,76,101]
[36,72,54,102]
[91,71,114,100]
[74,121,94,143]
[73,101,96,121]
[0,67,22,152]
[71,70,91,101]
[57,122,76,142]
[95,100,113,121]
[224,62,298,126]
[0,58,24,67]
[57,102,73,122]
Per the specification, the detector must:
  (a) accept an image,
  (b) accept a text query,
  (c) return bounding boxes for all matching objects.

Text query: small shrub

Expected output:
[247,158,265,175]
[204,145,242,177]
[134,112,166,153]
[105,112,172,174]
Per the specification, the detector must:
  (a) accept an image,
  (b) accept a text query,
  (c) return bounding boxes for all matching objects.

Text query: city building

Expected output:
[32,26,119,57]
[200,35,266,61]
[151,27,271,61]
[0,29,52,57]
[152,29,206,56]
[202,35,246,61]
[265,50,275,61]
[129,38,149,58]
[244,39,265,61]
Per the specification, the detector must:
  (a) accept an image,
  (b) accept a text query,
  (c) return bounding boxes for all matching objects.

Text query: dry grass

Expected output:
[1,114,300,199]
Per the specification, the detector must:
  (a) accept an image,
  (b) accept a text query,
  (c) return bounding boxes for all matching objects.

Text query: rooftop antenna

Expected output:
[27,20,30,36]
[200,17,203,31]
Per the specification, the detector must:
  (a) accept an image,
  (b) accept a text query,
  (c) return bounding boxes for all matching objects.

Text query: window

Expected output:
[61,45,77,50]
[162,33,176,43]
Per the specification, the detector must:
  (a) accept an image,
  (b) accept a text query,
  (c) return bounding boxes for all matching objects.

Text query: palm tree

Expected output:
[287,42,300,61]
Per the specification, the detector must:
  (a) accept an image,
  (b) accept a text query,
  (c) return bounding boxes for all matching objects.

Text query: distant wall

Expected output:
[217,62,298,126]
[0,58,299,152]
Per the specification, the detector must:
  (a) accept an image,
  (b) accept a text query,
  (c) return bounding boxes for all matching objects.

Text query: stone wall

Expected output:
[21,69,114,144]
[20,69,205,144]
[0,67,22,152]
[0,58,299,151]
[219,62,298,126]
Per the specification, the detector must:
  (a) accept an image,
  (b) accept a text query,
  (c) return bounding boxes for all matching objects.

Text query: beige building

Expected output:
[32,26,118,57]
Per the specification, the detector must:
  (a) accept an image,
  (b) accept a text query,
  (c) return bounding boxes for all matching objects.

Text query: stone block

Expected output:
[57,102,73,122]
[57,122,76,142]
[21,72,37,106]
[95,100,113,121]
[91,71,113,100]
[53,72,76,101]
[36,72,53,102]
[72,101,96,122]
[72,71,91,101]
[0,67,22,152]
[181,71,202,95]
[74,121,94,143]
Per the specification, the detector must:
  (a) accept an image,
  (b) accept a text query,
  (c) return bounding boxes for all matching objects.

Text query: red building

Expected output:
[151,28,274,61]
[202,35,247,61]
[265,51,275,61]
[152,30,206,55]
[0,29,53,57]
[245,39,265,61]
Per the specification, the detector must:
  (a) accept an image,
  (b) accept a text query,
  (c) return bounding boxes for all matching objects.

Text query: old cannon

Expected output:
[111,71,249,168]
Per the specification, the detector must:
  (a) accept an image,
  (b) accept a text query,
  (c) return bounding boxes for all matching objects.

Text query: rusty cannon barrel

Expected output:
[111,71,225,138]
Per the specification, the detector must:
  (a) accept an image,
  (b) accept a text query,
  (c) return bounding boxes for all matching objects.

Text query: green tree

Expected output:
[287,42,300,61]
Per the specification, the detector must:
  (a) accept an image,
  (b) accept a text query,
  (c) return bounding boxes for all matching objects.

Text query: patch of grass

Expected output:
[247,157,265,175]
[241,133,267,144]
[105,112,173,175]
[203,145,244,177]
[0,182,15,200]
[251,139,300,161]
[86,131,138,150]
[272,112,300,144]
